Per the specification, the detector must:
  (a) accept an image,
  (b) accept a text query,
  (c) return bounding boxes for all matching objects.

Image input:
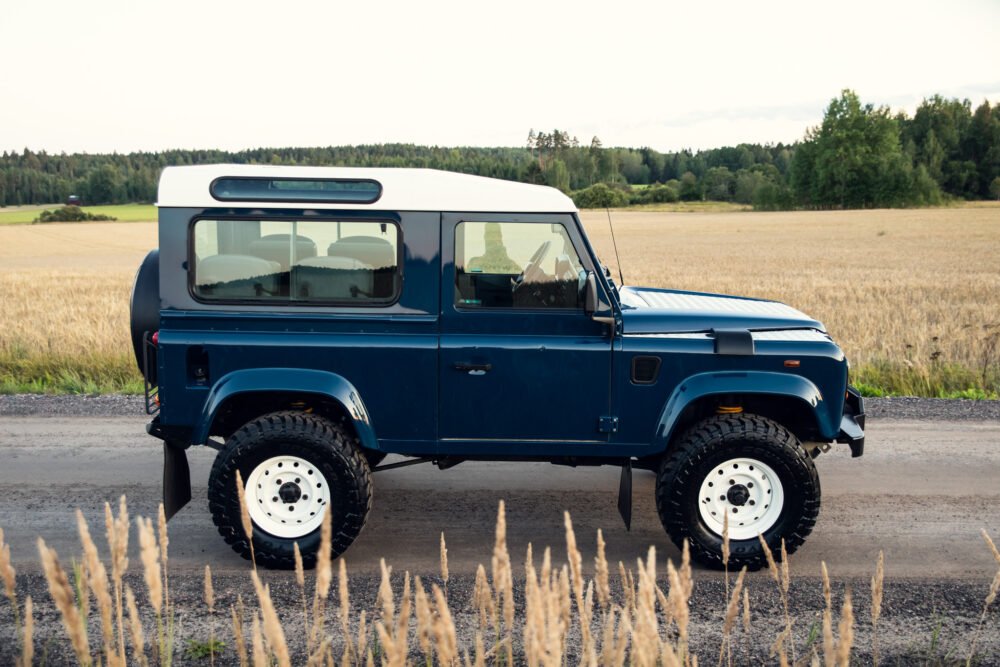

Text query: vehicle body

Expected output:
[66,195,82,206]
[131,164,865,569]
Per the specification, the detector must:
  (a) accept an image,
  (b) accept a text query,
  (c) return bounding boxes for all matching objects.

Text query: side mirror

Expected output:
[584,271,598,315]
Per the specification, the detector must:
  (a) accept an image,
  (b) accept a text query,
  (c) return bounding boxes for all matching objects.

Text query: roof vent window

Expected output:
[210,177,382,204]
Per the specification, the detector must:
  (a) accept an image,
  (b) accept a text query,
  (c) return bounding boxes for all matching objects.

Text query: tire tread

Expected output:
[207,410,372,570]
[655,413,820,570]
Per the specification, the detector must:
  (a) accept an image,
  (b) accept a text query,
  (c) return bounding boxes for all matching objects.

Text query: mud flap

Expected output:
[163,441,192,521]
[618,459,632,531]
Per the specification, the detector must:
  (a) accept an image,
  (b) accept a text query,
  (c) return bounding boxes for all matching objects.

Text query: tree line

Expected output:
[1,90,998,210]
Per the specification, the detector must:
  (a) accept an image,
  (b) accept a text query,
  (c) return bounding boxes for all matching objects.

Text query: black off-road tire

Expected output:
[655,413,820,570]
[208,411,373,570]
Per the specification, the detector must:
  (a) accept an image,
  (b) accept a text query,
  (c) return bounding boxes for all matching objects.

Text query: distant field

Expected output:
[0,206,998,395]
[0,203,157,224]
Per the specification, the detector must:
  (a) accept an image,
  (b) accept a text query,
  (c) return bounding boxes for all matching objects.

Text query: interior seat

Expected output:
[327,236,395,268]
[327,236,396,297]
[248,234,317,270]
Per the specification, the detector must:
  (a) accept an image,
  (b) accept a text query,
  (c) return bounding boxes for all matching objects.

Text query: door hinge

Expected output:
[598,416,619,433]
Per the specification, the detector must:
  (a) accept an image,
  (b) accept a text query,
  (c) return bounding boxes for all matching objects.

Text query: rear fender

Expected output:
[654,371,834,452]
[193,368,377,450]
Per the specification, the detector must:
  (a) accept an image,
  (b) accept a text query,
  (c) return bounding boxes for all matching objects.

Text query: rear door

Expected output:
[438,213,613,454]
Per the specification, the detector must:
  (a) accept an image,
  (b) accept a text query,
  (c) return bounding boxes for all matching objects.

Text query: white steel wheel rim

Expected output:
[697,457,784,541]
[245,455,330,539]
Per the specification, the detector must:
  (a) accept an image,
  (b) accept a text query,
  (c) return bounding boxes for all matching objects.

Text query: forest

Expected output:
[2,90,998,210]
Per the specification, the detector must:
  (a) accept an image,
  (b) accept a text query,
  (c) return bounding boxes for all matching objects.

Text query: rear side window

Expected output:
[192,219,400,305]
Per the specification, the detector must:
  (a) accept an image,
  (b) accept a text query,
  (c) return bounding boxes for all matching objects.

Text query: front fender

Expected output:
[654,371,837,451]
[192,368,377,450]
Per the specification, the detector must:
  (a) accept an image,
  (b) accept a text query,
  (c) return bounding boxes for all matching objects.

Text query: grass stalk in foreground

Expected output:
[2,499,999,665]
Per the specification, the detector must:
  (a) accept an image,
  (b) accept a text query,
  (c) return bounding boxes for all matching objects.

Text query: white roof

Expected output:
[157,164,577,213]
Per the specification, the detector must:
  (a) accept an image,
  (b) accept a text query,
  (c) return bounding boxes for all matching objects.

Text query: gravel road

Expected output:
[3,393,999,421]
[0,397,998,664]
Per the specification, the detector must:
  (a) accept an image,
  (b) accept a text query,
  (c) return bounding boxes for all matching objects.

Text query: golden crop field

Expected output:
[1,206,998,395]
[582,206,1000,397]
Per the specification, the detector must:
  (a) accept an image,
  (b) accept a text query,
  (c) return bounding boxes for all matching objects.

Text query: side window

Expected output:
[454,221,585,309]
[192,219,400,304]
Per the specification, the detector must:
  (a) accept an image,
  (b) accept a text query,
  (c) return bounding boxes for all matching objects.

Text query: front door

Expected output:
[438,213,613,454]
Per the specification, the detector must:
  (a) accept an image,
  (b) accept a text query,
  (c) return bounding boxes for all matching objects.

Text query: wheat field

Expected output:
[581,206,1000,396]
[1,206,998,395]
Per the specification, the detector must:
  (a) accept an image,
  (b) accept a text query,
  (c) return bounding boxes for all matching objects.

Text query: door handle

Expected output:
[454,362,492,375]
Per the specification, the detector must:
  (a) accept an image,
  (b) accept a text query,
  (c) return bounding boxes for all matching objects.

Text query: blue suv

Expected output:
[130,165,865,570]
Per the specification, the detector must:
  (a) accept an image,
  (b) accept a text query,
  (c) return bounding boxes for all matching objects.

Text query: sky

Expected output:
[2,0,999,155]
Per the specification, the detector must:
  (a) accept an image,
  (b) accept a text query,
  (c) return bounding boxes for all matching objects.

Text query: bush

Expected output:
[33,206,116,223]
[632,182,680,205]
[571,183,630,208]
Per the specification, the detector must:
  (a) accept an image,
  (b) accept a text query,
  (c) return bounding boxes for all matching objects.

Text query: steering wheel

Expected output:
[512,241,553,292]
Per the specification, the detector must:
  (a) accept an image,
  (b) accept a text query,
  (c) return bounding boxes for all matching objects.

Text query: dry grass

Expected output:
[1,206,999,395]
[1,498,999,665]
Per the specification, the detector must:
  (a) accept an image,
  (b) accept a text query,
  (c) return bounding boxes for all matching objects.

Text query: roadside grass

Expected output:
[0,360,144,394]
[0,203,157,224]
[852,361,1000,399]
[1,499,998,666]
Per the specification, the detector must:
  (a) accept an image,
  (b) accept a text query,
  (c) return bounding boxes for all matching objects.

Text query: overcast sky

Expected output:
[3,0,999,155]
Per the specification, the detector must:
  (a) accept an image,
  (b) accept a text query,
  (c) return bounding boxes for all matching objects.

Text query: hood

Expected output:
[618,286,824,334]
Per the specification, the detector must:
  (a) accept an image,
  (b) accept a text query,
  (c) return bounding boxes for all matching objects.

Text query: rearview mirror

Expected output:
[584,271,598,316]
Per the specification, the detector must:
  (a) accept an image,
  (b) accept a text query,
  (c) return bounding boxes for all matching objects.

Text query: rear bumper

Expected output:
[836,386,866,457]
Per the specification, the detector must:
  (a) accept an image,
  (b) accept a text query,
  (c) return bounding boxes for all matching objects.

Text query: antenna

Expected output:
[605,207,625,286]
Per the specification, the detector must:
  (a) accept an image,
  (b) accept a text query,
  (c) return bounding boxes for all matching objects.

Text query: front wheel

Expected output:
[208,411,373,570]
[655,414,820,570]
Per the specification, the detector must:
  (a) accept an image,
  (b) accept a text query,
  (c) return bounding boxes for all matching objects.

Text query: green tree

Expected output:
[702,166,734,201]
[85,164,122,204]
[734,169,767,204]
[804,89,912,208]
[990,176,1000,201]
[544,159,571,193]
[678,171,702,201]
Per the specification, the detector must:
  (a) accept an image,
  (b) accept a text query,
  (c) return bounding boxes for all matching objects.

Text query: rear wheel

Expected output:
[208,411,372,569]
[655,414,820,570]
